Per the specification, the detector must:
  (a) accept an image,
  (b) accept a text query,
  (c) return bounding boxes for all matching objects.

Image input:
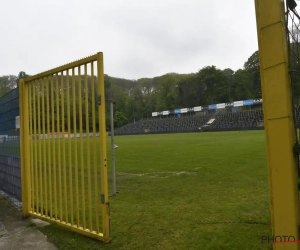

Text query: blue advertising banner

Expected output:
[243,99,253,106]
[174,109,181,114]
[208,104,216,110]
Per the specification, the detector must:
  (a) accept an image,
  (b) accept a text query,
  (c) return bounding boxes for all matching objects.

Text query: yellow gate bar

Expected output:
[72,68,80,227]
[97,52,111,242]
[91,62,100,234]
[66,70,73,225]
[51,75,57,220]
[46,77,52,219]
[20,79,31,217]
[255,0,300,249]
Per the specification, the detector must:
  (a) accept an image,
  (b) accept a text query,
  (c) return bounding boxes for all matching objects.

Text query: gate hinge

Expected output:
[100,193,105,204]
[97,95,101,105]
[294,143,300,154]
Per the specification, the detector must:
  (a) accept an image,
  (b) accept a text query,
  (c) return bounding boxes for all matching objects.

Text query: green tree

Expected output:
[232,69,253,100]
[0,75,18,96]
[114,111,128,128]
[155,74,177,111]
[243,51,261,98]
[197,66,227,104]
[223,68,234,102]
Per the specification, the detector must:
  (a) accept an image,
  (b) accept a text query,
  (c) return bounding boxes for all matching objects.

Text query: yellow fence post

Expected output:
[20,79,31,217]
[97,52,111,242]
[255,0,300,249]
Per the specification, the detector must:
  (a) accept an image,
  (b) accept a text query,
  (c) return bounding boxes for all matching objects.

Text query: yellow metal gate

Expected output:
[19,53,111,242]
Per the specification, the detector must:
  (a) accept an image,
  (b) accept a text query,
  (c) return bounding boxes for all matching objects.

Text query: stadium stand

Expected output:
[208,109,264,131]
[115,109,265,135]
[115,113,212,135]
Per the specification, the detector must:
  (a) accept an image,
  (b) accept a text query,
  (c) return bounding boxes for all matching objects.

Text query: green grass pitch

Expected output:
[37,130,272,250]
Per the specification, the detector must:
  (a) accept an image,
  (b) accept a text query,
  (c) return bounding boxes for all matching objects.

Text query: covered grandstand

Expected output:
[114,108,265,135]
[114,98,267,135]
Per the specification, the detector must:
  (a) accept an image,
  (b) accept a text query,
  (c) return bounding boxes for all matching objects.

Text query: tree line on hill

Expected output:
[106,51,261,127]
[0,49,298,129]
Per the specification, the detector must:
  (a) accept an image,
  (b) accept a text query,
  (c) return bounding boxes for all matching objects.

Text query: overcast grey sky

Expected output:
[0,0,258,79]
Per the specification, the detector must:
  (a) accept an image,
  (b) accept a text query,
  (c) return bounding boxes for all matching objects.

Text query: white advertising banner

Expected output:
[152,112,158,117]
[194,106,202,112]
[181,108,188,113]
[216,103,225,109]
[233,101,243,107]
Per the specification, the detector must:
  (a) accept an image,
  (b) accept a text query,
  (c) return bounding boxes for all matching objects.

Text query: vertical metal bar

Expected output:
[72,68,79,227]
[23,81,32,215]
[20,80,30,217]
[110,101,116,196]
[23,80,32,216]
[61,71,67,223]
[255,0,300,247]
[29,82,34,213]
[91,62,99,233]
[46,76,52,218]
[37,79,43,214]
[51,75,57,220]
[19,80,24,211]
[66,70,73,225]
[78,66,86,229]
[97,52,111,242]
[33,80,39,214]
[42,77,47,216]
[84,64,92,230]
[56,73,62,221]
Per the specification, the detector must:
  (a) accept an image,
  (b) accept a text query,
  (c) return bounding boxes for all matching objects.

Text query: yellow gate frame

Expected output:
[255,0,300,249]
[19,52,111,243]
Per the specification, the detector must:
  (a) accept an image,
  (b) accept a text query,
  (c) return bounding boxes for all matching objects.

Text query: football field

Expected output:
[39,130,272,250]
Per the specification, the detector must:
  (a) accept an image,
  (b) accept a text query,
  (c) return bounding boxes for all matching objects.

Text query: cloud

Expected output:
[0,0,259,79]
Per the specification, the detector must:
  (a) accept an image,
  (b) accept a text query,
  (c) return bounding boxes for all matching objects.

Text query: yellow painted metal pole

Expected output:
[20,79,31,217]
[46,76,52,218]
[56,74,62,221]
[29,83,34,212]
[78,67,86,229]
[23,81,32,215]
[97,52,111,242]
[51,75,57,220]
[61,71,67,224]
[91,62,100,233]
[255,0,300,248]
[37,80,43,213]
[42,78,48,216]
[84,64,92,230]
[19,80,25,214]
[72,68,80,227]
[33,81,39,214]
[66,70,73,225]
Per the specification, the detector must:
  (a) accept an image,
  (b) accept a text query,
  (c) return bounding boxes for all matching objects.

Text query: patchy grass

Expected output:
[38,131,272,249]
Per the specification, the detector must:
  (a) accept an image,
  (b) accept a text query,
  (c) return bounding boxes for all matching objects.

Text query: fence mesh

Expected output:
[0,87,21,208]
[285,0,300,179]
